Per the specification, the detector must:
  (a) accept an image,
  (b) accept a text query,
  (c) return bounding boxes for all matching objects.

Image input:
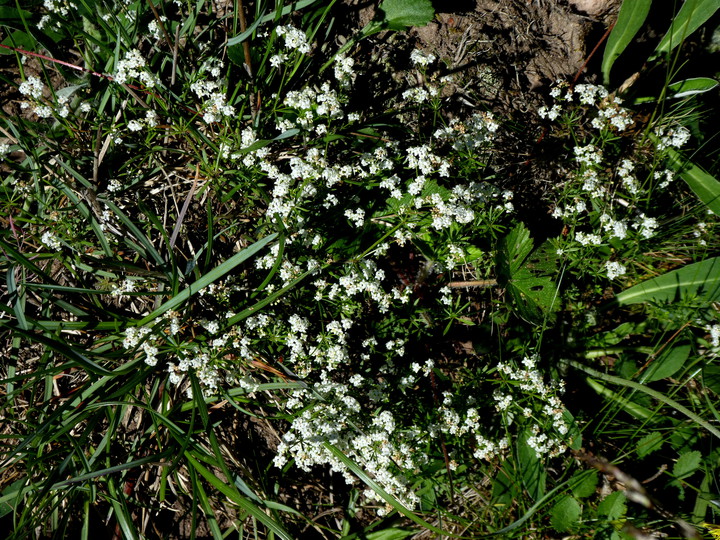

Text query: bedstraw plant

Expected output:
[1,0,720,538]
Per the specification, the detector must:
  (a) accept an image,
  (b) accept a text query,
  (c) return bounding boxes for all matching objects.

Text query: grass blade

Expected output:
[564,359,720,441]
[185,452,293,540]
[137,233,277,325]
[323,443,459,537]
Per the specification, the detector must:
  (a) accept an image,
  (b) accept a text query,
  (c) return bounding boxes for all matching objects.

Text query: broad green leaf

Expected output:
[597,491,627,520]
[654,0,720,58]
[550,495,581,532]
[379,0,435,30]
[497,225,559,323]
[673,450,702,479]
[662,146,720,216]
[518,430,546,500]
[702,364,720,394]
[0,478,24,518]
[640,344,691,382]
[668,77,719,98]
[636,432,663,458]
[615,257,720,305]
[492,461,519,508]
[602,0,652,85]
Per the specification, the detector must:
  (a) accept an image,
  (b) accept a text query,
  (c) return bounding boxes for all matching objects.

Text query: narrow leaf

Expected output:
[518,430,546,500]
[138,233,277,325]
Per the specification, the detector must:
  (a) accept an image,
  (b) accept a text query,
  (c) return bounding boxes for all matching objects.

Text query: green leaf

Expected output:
[615,257,720,305]
[602,0,652,85]
[571,471,598,499]
[566,358,720,441]
[597,491,627,520]
[636,432,664,458]
[518,430,546,500]
[138,233,277,325]
[585,377,654,420]
[641,344,691,382]
[702,364,720,394]
[497,224,559,323]
[654,0,720,58]
[668,77,719,98]
[0,478,24,518]
[673,450,702,479]
[379,0,435,30]
[365,529,416,540]
[550,495,581,532]
[662,146,720,216]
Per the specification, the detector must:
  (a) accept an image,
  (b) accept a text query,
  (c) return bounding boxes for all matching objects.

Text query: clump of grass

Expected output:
[1,0,720,538]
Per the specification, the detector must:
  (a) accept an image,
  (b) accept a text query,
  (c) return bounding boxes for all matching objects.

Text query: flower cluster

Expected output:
[539,82,688,281]
[113,49,159,88]
[190,60,235,123]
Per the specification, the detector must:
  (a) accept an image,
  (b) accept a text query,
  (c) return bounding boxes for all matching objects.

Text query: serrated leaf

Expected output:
[597,491,627,520]
[636,432,663,458]
[641,344,690,382]
[615,257,720,305]
[571,471,598,499]
[379,0,435,31]
[601,0,652,85]
[497,223,533,279]
[674,450,702,479]
[497,225,559,323]
[550,496,581,532]
[654,0,720,58]
[668,77,719,98]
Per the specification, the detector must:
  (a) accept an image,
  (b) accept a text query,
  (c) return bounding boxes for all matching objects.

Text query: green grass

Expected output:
[2,0,720,538]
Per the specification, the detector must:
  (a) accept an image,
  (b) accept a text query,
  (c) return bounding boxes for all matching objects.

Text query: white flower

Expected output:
[41,230,61,249]
[269,53,287,68]
[276,25,311,54]
[410,49,436,66]
[19,76,45,99]
[605,261,627,280]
